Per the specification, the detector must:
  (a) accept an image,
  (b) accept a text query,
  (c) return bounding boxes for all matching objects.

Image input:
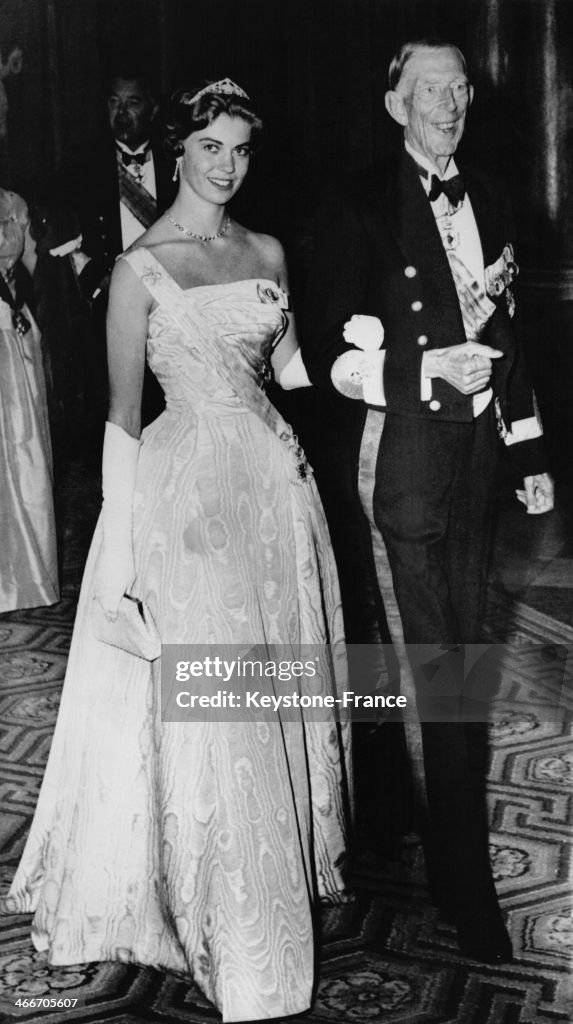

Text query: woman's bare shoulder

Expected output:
[233,222,285,275]
[120,233,191,286]
[240,225,284,258]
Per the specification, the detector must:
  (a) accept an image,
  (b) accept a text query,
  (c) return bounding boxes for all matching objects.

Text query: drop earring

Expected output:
[172,154,183,182]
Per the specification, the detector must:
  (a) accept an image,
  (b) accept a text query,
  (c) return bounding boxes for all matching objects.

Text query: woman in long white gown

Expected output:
[4,81,350,1022]
[0,188,58,612]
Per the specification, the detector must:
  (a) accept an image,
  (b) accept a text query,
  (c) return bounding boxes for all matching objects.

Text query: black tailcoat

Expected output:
[65,140,175,301]
[60,139,175,429]
[306,150,544,477]
[305,150,547,924]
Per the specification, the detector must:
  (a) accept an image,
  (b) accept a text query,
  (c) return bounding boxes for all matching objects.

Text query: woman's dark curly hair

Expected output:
[164,81,263,155]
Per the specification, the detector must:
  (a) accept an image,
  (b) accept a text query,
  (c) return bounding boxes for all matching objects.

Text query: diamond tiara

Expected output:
[186,78,250,105]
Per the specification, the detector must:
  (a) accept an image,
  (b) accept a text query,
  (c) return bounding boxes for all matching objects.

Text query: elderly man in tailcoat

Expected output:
[305,38,553,963]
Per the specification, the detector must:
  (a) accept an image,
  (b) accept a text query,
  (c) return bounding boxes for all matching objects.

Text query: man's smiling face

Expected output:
[394,46,473,172]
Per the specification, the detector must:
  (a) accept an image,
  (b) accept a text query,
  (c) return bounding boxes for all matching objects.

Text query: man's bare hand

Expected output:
[424,341,503,395]
[516,473,554,515]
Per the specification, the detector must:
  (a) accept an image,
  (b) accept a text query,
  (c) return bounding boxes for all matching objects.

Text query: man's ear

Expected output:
[468,84,474,107]
[385,90,409,127]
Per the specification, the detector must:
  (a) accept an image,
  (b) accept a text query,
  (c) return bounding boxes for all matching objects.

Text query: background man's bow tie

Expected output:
[117,147,149,167]
[427,172,466,206]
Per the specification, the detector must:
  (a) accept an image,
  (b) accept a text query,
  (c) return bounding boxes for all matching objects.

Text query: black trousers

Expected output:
[372,405,502,918]
[373,405,498,646]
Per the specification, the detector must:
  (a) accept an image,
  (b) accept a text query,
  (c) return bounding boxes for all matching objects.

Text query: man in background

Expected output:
[67,71,175,431]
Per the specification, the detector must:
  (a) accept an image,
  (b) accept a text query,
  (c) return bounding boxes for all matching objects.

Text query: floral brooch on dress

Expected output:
[485,244,518,318]
[257,282,290,310]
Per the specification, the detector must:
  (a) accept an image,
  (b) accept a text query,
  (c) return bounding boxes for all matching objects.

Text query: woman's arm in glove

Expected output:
[93,256,152,618]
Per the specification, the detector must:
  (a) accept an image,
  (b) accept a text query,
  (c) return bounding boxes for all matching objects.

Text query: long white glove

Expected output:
[94,421,140,618]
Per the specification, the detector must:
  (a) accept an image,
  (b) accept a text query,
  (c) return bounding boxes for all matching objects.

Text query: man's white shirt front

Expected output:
[405,142,492,416]
[116,140,157,248]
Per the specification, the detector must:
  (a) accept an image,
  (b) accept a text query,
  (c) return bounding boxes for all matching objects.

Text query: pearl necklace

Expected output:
[167,211,230,243]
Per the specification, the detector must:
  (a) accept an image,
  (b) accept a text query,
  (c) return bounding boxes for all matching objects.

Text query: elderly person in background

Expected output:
[0,188,59,612]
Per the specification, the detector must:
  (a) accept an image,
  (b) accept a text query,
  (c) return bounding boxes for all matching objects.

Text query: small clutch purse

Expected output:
[92,594,161,661]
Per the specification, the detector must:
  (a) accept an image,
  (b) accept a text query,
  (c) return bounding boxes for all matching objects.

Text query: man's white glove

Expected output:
[342,314,384,351]
[331,314,386,404]
[94,421,140,619]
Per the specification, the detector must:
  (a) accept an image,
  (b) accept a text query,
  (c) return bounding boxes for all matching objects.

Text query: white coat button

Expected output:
[417,334,428,346]
[411,300,423,312]
[404,265,417,278]
[429,399,441,411]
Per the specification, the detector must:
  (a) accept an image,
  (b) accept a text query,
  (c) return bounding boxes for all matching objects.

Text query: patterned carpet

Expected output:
[0,457,571,1023]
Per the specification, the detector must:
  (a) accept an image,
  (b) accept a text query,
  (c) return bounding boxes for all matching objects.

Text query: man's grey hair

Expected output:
[388,38,468,91]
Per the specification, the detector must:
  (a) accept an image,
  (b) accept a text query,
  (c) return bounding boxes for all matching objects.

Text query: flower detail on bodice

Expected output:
[140,264,163,287]
[257,282,290,310]
[255,282,289,388]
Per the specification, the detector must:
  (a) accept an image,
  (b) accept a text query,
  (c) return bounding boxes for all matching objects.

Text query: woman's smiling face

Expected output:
[181,114,252,205]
